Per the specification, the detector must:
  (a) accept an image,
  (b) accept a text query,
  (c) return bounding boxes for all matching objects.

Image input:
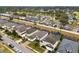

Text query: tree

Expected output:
[34,41,39,48]
[12,30,17,35]
[9,16,13,20]
[0,35,3,41]
[60,34,64,41]
[0,35,2,38]
[5,29,11,35]
[55,10,69,25]
[34,21,37,25]
[59,19,69,25]
[34,36,40,48]
[12,30,21,38]
[41,45,46,49]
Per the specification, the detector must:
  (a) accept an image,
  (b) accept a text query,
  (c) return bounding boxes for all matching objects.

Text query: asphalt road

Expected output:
[2,35,34,53]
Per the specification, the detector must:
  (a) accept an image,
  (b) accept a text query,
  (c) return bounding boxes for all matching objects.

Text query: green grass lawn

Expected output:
[28,41,45,53]
[12,19,20,22]
[4,30,21,41]
[70,21,78,27]
[10,34,21,41]
[0,42,13,53]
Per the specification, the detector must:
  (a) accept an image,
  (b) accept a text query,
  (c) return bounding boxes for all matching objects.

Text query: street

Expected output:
[2,35,34,53]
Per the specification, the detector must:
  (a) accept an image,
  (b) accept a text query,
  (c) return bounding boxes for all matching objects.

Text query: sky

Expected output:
[0,0,79,6]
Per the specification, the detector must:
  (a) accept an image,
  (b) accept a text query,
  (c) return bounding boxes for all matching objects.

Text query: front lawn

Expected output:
[28,41,45,53]
[4,30,21,41]
[0,42,13,53]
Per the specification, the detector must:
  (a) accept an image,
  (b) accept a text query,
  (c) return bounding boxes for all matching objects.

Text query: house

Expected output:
[25,16,39,22]
[16,25,27,36]
[39,32,61,52]
[0,13,11,17]
[57,38,78,53]
[28,30,47,40]
[40,41,54,52]
[43,32,61,45]
[73,26,79,33]
[63,25,72,31]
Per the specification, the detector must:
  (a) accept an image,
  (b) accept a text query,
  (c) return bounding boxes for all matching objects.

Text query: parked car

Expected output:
[53,24,57,27]
[13,47,22,53]
[8,43,14,48]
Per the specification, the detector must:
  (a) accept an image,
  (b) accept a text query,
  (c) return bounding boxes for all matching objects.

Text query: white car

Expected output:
[13,47,22,53]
